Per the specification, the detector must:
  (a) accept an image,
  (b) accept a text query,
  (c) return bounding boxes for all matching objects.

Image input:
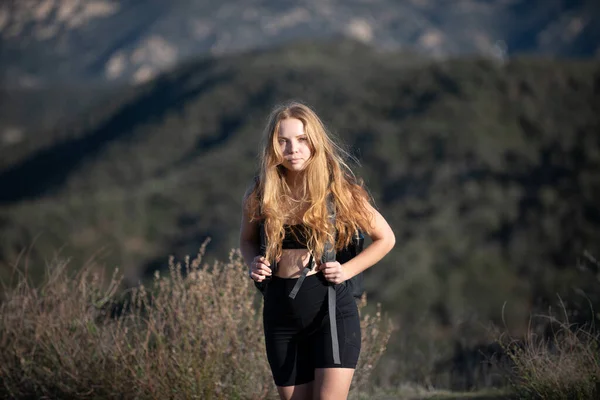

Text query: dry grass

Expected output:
[0,244,393,399]
[499,300,600,400]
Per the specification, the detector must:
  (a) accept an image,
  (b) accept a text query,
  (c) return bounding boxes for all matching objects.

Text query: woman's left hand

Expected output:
[317,261,348,284]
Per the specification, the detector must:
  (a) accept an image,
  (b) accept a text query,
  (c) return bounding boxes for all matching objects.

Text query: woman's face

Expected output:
[277,118,312,172]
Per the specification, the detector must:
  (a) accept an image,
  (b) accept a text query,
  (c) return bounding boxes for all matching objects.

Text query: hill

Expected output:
[1,0,599,86]
[1,38,599,386]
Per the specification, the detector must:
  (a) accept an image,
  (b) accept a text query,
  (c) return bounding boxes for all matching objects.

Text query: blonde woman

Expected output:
[239,101,395,400]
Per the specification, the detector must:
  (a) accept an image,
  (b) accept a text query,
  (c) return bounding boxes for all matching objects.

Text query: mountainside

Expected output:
[1,38,599,337]
[1,0,599,87]
[1,38,600,388]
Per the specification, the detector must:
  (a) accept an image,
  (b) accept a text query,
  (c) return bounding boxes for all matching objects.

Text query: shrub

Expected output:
[500,303,600,400]
[0,246,392,399]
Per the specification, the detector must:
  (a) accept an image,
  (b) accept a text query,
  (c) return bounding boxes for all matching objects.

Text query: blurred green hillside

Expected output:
[1,38,599,387]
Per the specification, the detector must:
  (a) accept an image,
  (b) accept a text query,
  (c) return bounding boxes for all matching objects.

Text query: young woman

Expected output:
[239,101,395,400]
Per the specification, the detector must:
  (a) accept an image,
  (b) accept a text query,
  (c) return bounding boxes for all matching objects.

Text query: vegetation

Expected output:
[500,309,600,399]
[498,254,600,399]
[0,245,392,399]
[0,38,599,391]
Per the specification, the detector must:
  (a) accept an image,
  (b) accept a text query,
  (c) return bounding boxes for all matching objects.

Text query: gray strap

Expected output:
[328,285,340,364]
[289,254,313,299]
[259,222,267,257]
[323,195,340,364]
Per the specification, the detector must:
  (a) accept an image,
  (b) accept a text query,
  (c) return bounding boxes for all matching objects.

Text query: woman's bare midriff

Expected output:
[275,249,319,278]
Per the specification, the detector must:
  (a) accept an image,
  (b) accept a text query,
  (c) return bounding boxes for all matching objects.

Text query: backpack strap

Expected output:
[288,253,314,299]
[322,195,341,365]
[255,220,271,293]
[259,221,277,274]
[255,179,275,293]
[288,195,336,299]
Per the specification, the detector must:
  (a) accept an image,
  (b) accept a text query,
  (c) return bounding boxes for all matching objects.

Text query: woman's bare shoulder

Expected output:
[242,177,260,202]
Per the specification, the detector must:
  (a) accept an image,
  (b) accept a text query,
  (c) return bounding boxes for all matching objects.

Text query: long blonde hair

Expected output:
[245,101,374,263]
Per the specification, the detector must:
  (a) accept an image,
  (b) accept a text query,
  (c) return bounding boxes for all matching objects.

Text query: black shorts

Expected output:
[263,272,361,387]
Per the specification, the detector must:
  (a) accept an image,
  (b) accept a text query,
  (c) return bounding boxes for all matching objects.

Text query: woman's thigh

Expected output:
[314,367,355,400]
[277,381,314,400]
[276,367,355,400]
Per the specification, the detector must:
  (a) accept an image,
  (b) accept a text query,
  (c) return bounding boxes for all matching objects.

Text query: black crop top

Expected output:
[282,224,309,249]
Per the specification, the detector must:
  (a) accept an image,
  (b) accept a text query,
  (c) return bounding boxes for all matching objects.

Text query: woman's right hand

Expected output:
[249,256,272,282]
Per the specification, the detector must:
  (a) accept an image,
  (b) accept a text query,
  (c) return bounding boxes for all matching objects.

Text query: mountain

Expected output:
[1,0,599,87]
[1,38,599,386]
[1,38,599,331]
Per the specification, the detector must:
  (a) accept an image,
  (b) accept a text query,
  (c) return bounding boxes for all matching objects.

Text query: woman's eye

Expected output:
[278,139,286,145]
[299,137,307,142]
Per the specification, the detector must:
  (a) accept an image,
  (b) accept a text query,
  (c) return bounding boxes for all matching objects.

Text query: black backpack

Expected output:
[254,195,365,299]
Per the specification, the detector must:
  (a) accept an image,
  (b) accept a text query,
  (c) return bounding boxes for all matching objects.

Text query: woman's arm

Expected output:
[239,194,272,281]
[239,196,260,268]
[319,199,395,283]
